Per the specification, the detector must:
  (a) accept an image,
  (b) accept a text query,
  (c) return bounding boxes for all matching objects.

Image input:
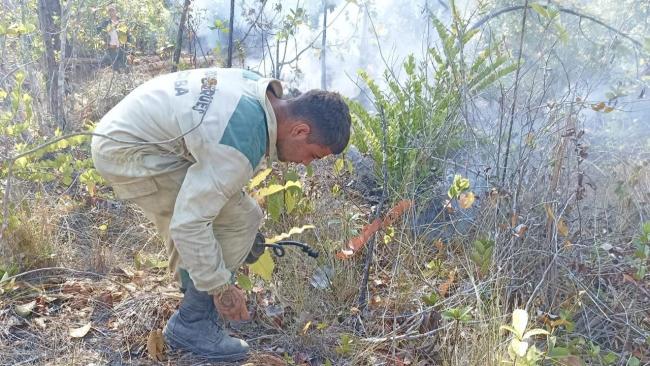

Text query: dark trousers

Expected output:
[101,47,127,71]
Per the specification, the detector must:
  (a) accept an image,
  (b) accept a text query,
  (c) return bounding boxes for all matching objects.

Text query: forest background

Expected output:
[0,0,649,365]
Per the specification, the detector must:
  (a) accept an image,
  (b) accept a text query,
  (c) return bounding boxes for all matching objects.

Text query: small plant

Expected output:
[470,238,494,276]
[349,11,516,192]
[447,174,470,199]
[631,222,650,280]
[443,306,472,359]
[244,168,317,282]
[501,309,549,365]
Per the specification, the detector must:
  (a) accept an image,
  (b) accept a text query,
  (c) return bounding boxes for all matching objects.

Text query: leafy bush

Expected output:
[349,13,517,192]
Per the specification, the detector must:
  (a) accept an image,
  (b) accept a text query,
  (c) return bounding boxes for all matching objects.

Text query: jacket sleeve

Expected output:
[96,19,110,32]
[169,142,252,293]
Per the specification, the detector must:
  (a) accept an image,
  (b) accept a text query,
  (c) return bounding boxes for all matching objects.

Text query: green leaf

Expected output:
[336,334,354,355]
[500,325,518,335]
[512,309,528,338]
[248,168,272,190]
[523,328,550,339]
[422,292,438,306]
[461,28,480,44]
[284,189,298,214]
[334,158,345,175]
[547,346,571,358]
[554,23,569,44]
[56,139,69,150]
[628,356,641,366]
[15,71,25,85]
[530,3,549,18]
[602,352,617,365]
[236,274,253,291]
[249,250,275,282]
[510,338,529,357]
[15,156,29,168]
[256,181,301,198]
[267,191,283,221]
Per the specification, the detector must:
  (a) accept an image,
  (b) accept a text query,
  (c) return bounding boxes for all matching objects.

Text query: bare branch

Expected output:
[470,4,643,49]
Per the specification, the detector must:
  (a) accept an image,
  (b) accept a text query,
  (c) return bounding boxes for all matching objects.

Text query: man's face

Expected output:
[276,123,332,165]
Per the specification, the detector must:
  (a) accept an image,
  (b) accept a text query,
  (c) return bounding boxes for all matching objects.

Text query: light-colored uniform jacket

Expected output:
[91,68,282,293]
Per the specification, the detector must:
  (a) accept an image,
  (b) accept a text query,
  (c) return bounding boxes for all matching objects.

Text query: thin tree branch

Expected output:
[501,0,529,185]
[470,4,643,49]
[171,0,192,72]
[358,104,389,314]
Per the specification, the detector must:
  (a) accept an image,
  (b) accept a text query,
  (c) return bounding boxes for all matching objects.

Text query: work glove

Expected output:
[244,232,266,264]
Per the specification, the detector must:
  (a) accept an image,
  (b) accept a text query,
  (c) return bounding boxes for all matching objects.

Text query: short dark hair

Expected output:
[288,90,351,154]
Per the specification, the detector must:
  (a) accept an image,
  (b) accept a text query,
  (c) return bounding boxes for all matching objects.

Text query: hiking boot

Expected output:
[163,277,249,361]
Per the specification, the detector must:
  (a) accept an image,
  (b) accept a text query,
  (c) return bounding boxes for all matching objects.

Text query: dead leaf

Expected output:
[557,219,569,237]
[370,295,383,307]
[147,329,166,361]
[438,270,456,297]
[97,292,114,309]
[265,305,284,327]
[511,212,518,227]
[14,300,36,317]
[302,321,312,335]
[544,204,556,221]
[247,353,287,366]
[459,192,475,209]
[591,101,605,111]
[69,322,92,338]
[623,273,637,284]
[434,239,444,252]
[549,318,572,328]
[336,249,355,259]
[513,224,528,238]
[34,317,47,329]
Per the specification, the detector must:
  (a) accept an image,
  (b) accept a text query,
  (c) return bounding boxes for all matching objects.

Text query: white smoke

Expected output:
[189,0,470,98]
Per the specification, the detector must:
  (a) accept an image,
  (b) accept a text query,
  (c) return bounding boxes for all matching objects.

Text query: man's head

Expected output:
[107,4,117,17]
[275,90,351,165]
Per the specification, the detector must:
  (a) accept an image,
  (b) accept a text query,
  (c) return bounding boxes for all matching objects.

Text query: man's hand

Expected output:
[213,285,250,321]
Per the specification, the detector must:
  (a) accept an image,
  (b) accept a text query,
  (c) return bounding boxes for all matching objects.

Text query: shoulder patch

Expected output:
[220,95,267,168]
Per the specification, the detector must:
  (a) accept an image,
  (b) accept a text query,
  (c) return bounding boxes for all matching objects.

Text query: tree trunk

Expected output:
[227,0,235,67]
[57,1,69,130]
[171,0,192,72]
[37,0,64,129]
[320,0,328,90]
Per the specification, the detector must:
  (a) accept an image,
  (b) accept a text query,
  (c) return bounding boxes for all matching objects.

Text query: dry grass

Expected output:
[1,139,647,365]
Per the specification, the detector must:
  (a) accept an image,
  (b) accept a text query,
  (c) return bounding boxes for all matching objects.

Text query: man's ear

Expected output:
[290,122,311,138]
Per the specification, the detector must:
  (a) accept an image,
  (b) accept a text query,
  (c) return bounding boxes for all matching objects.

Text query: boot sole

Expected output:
[164,334,249,362]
